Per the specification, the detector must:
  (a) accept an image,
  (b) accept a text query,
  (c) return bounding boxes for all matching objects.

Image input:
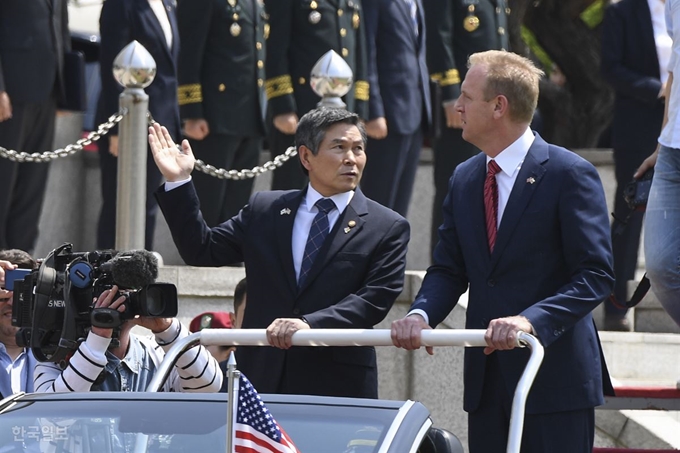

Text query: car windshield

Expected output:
[0,394,399,453]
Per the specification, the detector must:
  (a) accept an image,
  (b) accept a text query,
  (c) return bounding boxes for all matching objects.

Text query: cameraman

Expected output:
[0,249,37,397]
[34,286,222,393]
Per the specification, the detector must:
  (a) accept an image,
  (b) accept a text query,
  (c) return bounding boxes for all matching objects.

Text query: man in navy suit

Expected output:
[97,0,182,250]
[0,0,70,253]
[150,108,410,398]
[391,51,614,452]
[359,0,431,217]
[600,0,668,330]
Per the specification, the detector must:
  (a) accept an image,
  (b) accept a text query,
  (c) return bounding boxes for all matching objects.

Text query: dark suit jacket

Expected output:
[264,0,369,119]
[413,134,615,414]
[177,0,267,138]
[601,0,665,152]
[156,184,409,398]
[424,0,508,102]
[0,0,70,104]
[96,0,181,142]
[363,0,431,134]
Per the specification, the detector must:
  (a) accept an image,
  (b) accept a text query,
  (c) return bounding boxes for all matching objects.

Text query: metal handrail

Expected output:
[147,329,544,453]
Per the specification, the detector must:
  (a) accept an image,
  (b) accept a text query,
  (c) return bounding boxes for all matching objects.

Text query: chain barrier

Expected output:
[0,110,127,163]
[0,109,296,179]
[147,112,298,181]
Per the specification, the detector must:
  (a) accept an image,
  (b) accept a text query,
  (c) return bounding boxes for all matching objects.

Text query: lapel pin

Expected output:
[344,220,357,234]
[344,227,351,234]
[526,177,536,185]
[280,208,291,215]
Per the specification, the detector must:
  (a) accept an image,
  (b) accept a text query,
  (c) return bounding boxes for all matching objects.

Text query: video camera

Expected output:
[10,243,178,363]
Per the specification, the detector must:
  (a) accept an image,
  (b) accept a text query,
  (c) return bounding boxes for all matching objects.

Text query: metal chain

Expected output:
[1,108,296,178]
[146,112,299,181]
[0,109,127,163]
[193,147,298,180]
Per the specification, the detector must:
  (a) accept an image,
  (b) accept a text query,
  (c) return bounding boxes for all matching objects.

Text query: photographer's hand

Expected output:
[91,286,127,339]
[148,122,195,182]
[0,259,17,290]
[135,316,172,334]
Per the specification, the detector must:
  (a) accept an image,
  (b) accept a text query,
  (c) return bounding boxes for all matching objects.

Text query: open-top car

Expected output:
[0,329,542,453]
[0,391,463,453]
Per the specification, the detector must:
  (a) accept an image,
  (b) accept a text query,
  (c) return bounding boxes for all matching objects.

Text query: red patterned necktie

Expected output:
[484,160,502,253]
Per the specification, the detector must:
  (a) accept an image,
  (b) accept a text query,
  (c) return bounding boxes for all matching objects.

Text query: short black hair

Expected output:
[234,278,247,312]
[0,249,36,270]
[295,108,367,176]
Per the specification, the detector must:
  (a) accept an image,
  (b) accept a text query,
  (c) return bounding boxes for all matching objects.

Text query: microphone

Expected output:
[102,250,159,289]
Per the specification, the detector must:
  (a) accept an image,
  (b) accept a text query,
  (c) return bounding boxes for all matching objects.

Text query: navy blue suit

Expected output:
[0,0,70,253]
[601,0,665,314]
[156,184,409,398]
[97,0,182,250]
[360,0,431,216]
[414,134,614,451]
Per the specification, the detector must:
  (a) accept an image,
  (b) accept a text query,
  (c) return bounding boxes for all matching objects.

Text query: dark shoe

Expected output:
[602,316,632,332]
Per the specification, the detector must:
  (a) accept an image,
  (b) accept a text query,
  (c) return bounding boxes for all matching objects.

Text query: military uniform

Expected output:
[177,0,267,226]
[264,0,369,190]
[424,0,509,254]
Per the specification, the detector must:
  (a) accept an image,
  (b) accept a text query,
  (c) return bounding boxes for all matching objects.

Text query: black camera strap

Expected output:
[609,200,652,309]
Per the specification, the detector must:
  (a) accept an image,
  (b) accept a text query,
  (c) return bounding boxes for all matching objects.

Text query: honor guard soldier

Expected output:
[264,0,369,190]
[177,0,268,226]
[423,0,509,255]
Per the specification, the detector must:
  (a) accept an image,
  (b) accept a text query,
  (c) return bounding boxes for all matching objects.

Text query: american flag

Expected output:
[233,374,301,453]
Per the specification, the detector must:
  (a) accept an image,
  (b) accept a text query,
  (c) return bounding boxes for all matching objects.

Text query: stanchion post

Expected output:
[112,40,157,251]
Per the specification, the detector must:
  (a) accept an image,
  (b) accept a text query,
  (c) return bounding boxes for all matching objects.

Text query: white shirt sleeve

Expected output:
[33,331,111,393]
[164,177,192,192]
[155,319,223,393]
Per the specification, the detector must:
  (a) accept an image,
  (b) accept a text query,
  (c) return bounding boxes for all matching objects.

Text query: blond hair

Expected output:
[468,50,544,123]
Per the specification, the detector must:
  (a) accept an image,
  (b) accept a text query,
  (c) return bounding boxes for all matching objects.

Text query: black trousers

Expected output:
[361,129,423,217]
[267,126,307,191]
[0,96,56,253]
[190,134,261,226]
[430,126,479,255]
[97,139,162,250]
[606,145,650,316]
[468,354,595,453]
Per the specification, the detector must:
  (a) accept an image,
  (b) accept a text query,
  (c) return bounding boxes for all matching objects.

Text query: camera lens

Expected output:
[145,286,165,316]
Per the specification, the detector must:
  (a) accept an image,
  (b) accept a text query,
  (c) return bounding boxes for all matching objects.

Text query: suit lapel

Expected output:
[139,0,174,66]
[275,191,305,296]
[490,134,548,270]
[165,0,180,61]
[297,189,368,293]
[395,0,419,44]
[415,0,426,50]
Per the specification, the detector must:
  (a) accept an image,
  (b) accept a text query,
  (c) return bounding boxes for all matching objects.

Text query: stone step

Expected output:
[600,331,680,382]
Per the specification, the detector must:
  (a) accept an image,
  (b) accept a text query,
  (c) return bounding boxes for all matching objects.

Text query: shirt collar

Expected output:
[105,335,144,375]
[0,343,27,361]
[487,128,535,176]
[304,185,354,214]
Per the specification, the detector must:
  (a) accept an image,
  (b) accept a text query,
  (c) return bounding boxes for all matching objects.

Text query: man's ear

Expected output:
[298,145,313,172]
[492,95,509,119]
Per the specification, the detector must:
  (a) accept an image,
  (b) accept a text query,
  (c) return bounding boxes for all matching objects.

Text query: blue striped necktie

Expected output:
[298,198,336,288]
